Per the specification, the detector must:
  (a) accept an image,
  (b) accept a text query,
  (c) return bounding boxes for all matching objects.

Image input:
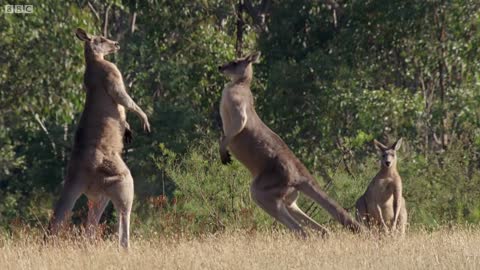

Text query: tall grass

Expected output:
[130,141,480,236]
[1,228,480,270]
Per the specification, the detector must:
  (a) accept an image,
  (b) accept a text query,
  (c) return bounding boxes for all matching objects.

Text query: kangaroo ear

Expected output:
[392,138,403,151]
[75,28,91,41]
[374,139,388,152]
[246,51,261,63]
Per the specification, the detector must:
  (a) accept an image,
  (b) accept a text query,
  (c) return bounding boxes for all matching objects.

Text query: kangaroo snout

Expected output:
[114,42,120,49]
[385,161,391,167]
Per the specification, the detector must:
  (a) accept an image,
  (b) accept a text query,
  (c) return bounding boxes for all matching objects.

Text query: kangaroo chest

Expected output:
[220,86,245,129]
[366,178,396,205]
[219,88,230,133]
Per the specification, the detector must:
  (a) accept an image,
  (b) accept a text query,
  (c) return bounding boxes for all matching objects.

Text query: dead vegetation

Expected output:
[1,228,479,270]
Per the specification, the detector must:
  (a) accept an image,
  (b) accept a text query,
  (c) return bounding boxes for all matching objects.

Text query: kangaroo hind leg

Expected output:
[355,195,369,226]
[46,173,85,239]
[86,195,110,239]
[397,197,407,236]
[106,175,133,249]
[284,191,330,236]
[251,175,306,238]
[298,181,363,233]
[101,155,134,249]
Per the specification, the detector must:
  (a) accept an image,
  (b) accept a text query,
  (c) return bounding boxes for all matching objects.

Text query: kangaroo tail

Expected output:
[298,180,363,233]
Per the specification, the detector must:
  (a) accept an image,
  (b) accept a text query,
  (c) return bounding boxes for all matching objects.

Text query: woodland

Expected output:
[1,0,480,234]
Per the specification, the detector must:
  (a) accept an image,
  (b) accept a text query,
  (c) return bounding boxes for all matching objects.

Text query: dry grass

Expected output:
[1,228,479,270]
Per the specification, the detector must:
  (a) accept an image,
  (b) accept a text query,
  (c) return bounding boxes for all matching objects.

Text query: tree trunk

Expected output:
[235,0,244,57]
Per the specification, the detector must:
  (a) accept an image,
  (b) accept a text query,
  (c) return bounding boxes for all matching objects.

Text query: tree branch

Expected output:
[322,0,345,28]
[87,1,100,22]
[335,137,356,181]
[324,0,340,9]
[103,3,112,37]
[235,0,245,57]
[31,111,57,156]
[244,0,270,32]
[130,11,137,34]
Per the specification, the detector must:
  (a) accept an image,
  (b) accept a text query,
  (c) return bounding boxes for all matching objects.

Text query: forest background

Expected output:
[1,0,480,235]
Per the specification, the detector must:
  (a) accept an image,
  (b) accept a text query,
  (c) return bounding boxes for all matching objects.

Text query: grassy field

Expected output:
[1,228,479,270]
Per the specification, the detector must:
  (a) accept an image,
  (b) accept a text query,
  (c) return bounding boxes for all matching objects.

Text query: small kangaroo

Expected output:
[45,28,150,249]
[218,52,363,236]
[355,138,407,234]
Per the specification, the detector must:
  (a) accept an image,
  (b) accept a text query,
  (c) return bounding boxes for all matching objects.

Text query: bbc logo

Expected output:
[5,5,33,14]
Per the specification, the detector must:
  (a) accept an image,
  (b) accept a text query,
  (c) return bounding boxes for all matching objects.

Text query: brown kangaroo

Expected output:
[218,52,363,236]
[45,28,150,249]
[355,138,407,235]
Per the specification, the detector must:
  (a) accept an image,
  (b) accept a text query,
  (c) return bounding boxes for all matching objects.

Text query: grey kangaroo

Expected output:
[355,138,407,235]
[45,28,150,249]
[218,52,363,237]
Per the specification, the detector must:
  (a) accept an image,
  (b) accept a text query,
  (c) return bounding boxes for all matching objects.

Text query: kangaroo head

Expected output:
[218,52,261,83]
[374,138,402,168]
[75,28,120,59]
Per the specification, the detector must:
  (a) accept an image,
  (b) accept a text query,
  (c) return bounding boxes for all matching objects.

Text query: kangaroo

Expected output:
[355,138,407,235]
[45,28,150,249]
[218,52,363,236]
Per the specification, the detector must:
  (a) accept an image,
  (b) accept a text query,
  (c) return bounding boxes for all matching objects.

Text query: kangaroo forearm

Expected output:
[394,200,402,224]
[119,96,147,121]
[223,102,247,141]
[393,188,402,220]
[220,135,232,154]
[376,205,388,229]
[224,118,246,142]
[107,83,146,118]
[130,103,147,121]
[117,94,144,117]
[219,135,232,164]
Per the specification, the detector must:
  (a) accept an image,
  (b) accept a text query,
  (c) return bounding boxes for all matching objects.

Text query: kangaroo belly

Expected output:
[96,118,124,152]
[75,115,125,152]
[77,90,126,153]
[380,202,395,224]
[69,146,127,195]
[366,196,395,225]
[229,131,270,177]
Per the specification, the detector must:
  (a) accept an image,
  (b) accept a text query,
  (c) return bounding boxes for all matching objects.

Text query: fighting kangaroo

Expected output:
[355,138,407,235]
[218,52,363,236]
[45,28,150,249]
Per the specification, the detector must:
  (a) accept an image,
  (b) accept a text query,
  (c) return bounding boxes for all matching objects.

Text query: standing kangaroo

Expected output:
[45,28,150,249]
[218,52,363,236]
[355,138,407,234]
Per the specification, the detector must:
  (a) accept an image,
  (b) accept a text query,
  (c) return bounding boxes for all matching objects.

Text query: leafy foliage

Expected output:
[1,0,480,234]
